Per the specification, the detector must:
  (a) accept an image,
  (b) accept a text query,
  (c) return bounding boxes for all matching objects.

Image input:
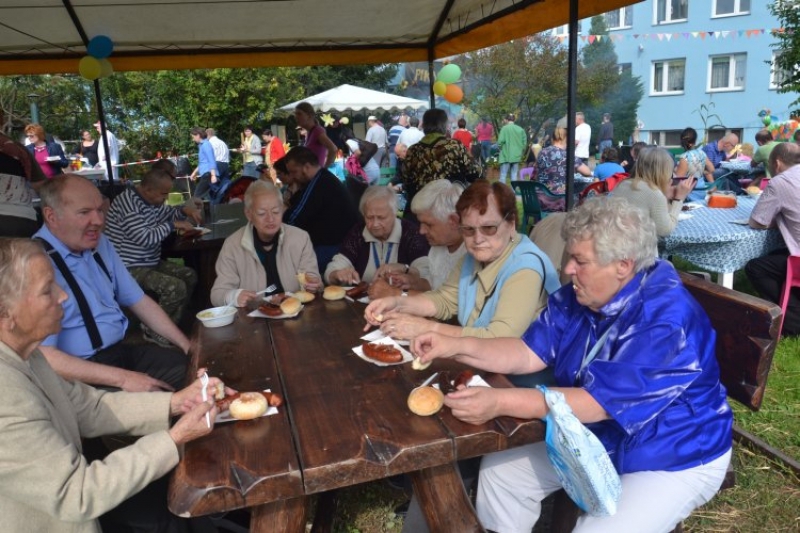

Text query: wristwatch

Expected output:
[404,264,410,274]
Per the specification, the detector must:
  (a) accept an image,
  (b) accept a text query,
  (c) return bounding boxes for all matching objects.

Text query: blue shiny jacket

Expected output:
[524,259,732,474]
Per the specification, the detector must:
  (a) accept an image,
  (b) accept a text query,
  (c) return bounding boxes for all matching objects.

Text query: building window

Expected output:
[655,0,688,25]
[652,59,686,95]
[706,128,743,144]
[606,7,633,30]
[771,52,792,90]
[708,53,746,91]
[651,130,683,148]
[552,23,581,36]
[713,0,750,17]
[619,63,633,76]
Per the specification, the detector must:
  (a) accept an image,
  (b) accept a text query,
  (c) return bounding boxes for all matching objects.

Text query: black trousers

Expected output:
[745,248,800,336]
[90,341,188,391]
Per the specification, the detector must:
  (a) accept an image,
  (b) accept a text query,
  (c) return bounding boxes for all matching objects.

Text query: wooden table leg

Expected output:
[410,463,486,533]
[250,496,308,533]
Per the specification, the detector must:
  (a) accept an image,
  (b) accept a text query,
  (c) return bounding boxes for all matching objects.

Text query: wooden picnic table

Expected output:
[169,297,544,532]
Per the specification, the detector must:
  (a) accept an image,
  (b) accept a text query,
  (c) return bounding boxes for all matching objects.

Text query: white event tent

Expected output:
[279,85,428,114]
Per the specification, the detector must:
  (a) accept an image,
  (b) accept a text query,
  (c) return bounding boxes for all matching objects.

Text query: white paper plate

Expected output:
[216,389,279,423]
[352,337,413,366]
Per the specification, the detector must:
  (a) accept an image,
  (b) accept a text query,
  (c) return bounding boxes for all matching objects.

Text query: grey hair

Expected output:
[561,197,657,272]
[359,185,398,215]
[410,179,463,221]
[0,238,46,317]
[244,180,282,211]
[38,174,90,212]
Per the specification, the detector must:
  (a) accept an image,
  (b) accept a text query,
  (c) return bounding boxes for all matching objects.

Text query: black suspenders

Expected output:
[36,238,112,352]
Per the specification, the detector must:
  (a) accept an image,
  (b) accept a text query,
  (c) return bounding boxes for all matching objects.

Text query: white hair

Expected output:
[410,179,463,221]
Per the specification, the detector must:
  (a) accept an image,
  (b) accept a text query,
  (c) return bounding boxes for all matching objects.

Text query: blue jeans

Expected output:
[480,140,492,162]
[599,140,613,153]
[499,162,519,183]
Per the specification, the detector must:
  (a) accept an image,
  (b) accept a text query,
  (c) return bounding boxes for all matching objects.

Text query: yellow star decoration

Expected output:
[321,113,335,127]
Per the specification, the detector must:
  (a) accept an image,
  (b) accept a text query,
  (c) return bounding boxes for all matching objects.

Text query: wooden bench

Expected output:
[550,271,781,533]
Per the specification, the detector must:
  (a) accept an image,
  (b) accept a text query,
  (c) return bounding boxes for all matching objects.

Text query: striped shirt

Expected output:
[106,187,185,267]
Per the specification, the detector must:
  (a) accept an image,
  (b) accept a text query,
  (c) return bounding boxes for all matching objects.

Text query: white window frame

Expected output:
[552,23,581,36]
[605,7,634,30]
[654,0,689,25]
[770,52,792,90]
[650,130,683,148]
[651,59,686,96]
[712,0,750,18]
[707,53,747,92]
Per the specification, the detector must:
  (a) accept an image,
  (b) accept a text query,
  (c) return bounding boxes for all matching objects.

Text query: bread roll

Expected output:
[229,392,268,420]
[323,285,346,300]
[746,185,761,195]
[296,272,308,286]
[294,290,315,303]
[407,386,444,416]
[280,296,302,315]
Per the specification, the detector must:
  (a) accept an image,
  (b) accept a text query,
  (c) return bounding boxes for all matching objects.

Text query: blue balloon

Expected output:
[87,35,114,59]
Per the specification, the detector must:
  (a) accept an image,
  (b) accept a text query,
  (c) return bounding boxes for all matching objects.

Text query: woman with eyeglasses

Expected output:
[365,180,561,340]
[24,124,68,179]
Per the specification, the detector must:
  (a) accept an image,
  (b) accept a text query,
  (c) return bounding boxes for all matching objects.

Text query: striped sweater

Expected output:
[106,188,185,267]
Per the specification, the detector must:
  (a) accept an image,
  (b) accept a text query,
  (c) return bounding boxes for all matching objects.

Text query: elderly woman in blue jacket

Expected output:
[412,197,733,533]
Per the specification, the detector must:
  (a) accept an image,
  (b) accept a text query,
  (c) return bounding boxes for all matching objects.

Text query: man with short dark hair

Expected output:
[283,146,359,271]
[106,169,202,340]
[34,174,190,391]
[752,129,779,178]
[746,141,800,336]
[497,114,527,184]
[189,127,218,201]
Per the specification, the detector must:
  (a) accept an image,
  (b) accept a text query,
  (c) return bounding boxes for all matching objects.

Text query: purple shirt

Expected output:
[702,141,727,169]
[523,260,732,474]
[304,125,329,167]
[750,163,800,255]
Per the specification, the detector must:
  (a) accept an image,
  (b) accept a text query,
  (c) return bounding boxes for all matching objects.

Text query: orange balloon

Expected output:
[444,84,463,104]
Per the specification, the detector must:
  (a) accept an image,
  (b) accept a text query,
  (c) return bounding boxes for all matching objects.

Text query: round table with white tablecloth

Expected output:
[660,196,784,288]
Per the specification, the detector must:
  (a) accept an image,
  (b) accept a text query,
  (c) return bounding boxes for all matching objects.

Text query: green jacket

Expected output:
[497,122,527,164]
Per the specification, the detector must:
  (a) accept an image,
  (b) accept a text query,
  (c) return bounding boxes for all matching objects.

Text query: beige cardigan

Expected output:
[211,223,320,306]
[0,341,177,533]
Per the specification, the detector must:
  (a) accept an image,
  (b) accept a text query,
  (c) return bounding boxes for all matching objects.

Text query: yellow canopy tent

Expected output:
[0,0,634,75]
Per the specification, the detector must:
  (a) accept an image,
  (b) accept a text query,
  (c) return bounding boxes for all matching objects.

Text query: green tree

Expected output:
[0,64,396,166]
[769,0,800,113]
[579,15,643,149]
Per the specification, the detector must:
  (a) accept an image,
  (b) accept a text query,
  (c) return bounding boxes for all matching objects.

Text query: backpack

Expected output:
[356,139,378,167]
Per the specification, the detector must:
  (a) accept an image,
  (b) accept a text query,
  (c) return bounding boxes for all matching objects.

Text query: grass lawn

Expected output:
[318,259,800,532]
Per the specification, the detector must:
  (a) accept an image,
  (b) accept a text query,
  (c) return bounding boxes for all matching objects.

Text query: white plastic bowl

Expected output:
[196,306,237,328]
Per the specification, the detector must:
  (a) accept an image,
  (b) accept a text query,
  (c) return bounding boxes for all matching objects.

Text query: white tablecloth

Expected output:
[661,196,784,274]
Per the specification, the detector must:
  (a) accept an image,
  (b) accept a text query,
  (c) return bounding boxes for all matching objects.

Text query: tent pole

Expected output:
[428,57,436,109]
[92,79,113,183]
[565,0,579,211]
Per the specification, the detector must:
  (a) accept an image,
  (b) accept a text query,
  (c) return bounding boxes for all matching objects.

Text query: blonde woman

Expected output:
[612,146,695,236]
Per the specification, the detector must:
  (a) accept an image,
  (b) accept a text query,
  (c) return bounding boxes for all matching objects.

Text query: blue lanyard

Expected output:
[371,242,394,269]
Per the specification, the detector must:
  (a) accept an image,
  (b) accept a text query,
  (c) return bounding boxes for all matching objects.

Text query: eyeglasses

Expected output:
[459,213,511,237]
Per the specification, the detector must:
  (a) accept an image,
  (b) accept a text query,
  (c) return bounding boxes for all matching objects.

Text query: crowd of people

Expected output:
[0,99,795,533]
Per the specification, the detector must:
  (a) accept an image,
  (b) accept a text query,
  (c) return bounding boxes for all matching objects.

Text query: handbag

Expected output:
[537,385,622,517]
[356,138,378,167]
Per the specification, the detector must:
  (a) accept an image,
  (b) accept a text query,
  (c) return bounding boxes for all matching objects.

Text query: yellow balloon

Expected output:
[98,58,114,78]
[79,56,101,80]
[433,81,447,96]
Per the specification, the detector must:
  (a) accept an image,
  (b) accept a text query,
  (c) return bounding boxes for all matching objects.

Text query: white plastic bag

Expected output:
[538,385,622,516]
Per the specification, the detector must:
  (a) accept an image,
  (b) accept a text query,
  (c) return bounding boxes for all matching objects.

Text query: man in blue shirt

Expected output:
[702,133,739,182]
[387,114,408,170]
[189,127,219,202]
[35,174,190,392]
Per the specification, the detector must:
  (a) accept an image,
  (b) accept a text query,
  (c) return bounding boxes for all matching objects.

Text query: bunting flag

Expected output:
[554,28,788,44]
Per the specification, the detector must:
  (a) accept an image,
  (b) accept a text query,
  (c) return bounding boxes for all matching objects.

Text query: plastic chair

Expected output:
[166,192,186,206]
[518,166,535,181]
[511,181,566,234]
[778,255,800,336]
